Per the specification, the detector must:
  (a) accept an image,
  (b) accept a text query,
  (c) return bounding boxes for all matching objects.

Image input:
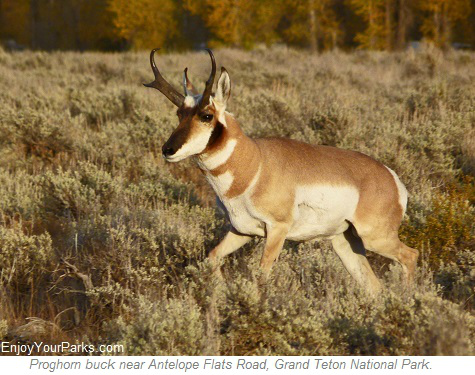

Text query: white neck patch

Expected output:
[206,170,234,196]
[199,138,237,170]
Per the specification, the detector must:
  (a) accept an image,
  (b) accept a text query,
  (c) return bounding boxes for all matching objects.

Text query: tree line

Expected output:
[0,0,474,51]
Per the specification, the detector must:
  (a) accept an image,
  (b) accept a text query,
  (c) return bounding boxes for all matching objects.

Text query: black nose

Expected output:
[162,145,175,157]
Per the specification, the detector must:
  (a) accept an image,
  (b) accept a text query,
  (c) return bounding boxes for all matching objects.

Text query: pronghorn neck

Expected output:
[196,113,261,199]
[197,112,254,172]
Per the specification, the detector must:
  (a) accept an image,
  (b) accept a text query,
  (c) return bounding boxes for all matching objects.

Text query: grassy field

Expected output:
[0,45,474,355]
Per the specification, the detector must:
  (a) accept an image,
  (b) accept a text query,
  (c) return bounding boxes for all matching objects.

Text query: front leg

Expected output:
[260,223,290,277]
[208,228,252,264]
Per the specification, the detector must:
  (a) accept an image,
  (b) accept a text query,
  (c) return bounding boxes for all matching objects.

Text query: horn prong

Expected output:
[144,48,184,107]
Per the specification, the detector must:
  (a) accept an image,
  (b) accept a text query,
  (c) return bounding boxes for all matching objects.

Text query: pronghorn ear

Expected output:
[214,67,231,106]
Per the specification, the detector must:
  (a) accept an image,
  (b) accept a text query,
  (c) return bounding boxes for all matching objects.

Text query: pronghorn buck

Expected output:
[144,49,419,294]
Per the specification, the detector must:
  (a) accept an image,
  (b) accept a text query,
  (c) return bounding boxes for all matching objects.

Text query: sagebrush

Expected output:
[0,45,474,355]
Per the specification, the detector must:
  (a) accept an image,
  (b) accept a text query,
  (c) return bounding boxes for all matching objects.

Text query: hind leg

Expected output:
[332,228,382,295]
[355,228,419,284]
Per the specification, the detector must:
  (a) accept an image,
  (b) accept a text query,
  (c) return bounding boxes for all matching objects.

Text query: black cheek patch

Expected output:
[206,122,224,148]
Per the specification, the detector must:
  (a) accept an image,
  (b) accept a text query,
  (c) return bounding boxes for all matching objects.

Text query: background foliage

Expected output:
[0,45,474,355]
[1,0,475,51]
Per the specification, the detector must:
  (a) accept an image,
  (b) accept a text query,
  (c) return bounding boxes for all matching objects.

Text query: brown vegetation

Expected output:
[0,46,474,355]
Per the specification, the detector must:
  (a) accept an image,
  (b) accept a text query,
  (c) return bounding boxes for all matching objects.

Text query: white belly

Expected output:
[287,185,359,241]
[218,184,359,241]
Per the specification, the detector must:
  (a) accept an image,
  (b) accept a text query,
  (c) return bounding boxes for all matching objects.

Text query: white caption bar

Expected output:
[0,356,472,375]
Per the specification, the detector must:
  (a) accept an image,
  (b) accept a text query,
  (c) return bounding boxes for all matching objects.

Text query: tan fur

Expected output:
[201,114,401,228]
[195,112,418,289]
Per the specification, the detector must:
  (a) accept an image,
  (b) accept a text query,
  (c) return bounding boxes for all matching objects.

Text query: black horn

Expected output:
[198,49,217,110]
[144,48,184,107]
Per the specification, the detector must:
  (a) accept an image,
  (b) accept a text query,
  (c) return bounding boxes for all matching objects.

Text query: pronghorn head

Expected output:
[144,48,231,162]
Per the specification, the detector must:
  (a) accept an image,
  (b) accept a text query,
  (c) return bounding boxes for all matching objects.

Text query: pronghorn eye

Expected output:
[200,114,213,122]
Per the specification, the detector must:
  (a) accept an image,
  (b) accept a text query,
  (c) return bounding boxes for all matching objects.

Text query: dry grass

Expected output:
[0,45,474,355]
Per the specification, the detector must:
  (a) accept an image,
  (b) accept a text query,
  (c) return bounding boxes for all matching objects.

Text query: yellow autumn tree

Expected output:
[348,0,415,50]
[184,0,280,48]
[348,0,388,49]
[394,0,414,50]
[107,0,177,50]
[280,0,340,51]
[417,0,472,49]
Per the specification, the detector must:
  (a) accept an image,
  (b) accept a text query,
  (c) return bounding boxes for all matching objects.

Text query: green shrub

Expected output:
[401,180,474,269]
[104,297,206,355]
[0,227,54,287]
[0,320,8,340]
[374,292,475,355]
[221,271,332,355]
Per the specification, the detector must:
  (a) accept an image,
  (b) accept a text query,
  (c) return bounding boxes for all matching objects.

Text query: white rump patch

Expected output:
[199,139,237,170]
[385,166,408,214]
